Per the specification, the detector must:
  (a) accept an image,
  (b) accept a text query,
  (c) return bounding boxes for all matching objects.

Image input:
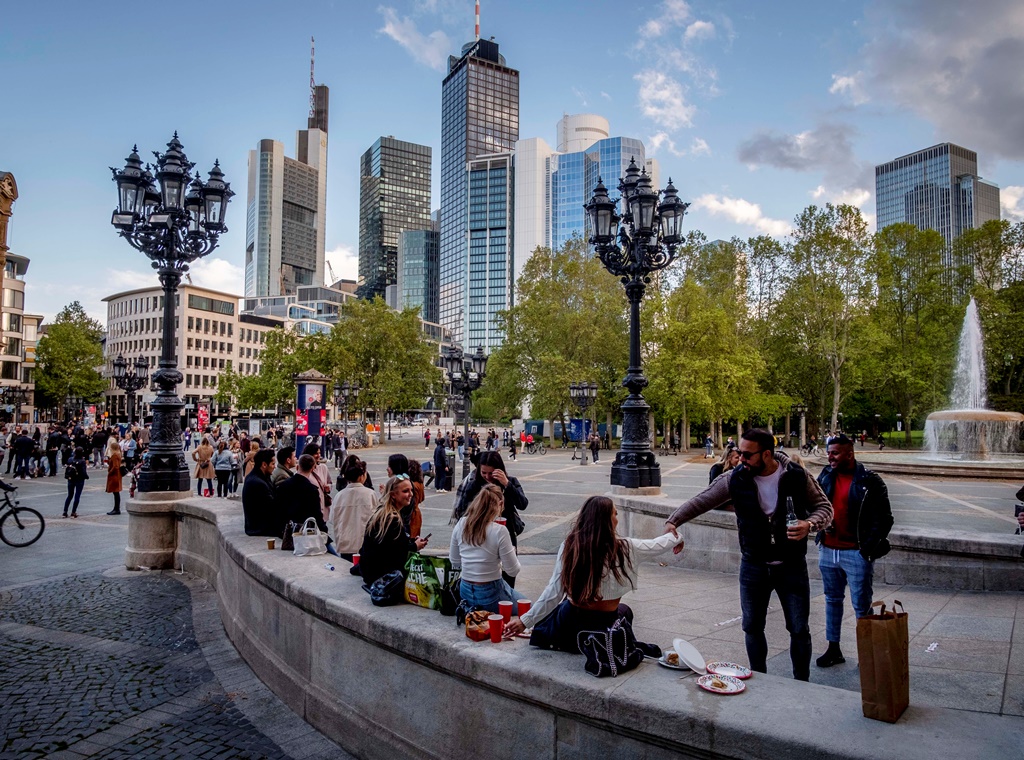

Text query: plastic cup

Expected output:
[498,600,513,623]
[517,599,532,617]
[352,553,360,567]
[488,614,503,643]
[495,517,507,526]
[266,538,275,550]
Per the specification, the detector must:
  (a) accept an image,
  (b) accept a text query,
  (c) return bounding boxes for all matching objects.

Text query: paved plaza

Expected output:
[0,441,1022,757]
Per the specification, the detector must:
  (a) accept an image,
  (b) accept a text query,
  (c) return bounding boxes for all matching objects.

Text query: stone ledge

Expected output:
[149,497,1024,760]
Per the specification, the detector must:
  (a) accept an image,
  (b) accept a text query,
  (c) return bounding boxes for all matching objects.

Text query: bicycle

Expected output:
[525,441,546,455]
[0,487,45,548]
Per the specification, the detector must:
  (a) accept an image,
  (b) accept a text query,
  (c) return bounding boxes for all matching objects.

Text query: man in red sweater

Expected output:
[815,434,893,668]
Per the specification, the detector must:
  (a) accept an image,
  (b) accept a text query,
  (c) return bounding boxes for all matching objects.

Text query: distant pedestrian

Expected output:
[63,447,89,518]
[433,438,451,493]
[105,437,123,516]
[704,434,714,458]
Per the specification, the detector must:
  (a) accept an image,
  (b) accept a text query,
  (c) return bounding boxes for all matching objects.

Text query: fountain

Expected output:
[923,298,1024,460]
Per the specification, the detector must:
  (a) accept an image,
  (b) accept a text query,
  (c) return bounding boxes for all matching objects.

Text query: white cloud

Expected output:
[1002,186,1024,222]
[689,137,711,156]
[571,86,588,107]
[691,194,791,237]
[684,20,715,41]
[600,91,612,101]
[189,258,244,295]
[647,132,686,157]
[326,243,359,283]
[635,71,696,129]
[107,268,159,291]
[829,72,869,105]
[378,6,452,72]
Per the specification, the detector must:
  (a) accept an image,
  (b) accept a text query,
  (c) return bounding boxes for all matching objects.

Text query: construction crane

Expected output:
[326,259,337,286]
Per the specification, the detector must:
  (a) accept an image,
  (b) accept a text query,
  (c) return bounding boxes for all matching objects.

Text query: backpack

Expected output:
[64,462,78,480]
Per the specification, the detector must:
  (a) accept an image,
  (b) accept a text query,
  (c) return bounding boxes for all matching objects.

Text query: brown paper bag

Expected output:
[856,600,909,723]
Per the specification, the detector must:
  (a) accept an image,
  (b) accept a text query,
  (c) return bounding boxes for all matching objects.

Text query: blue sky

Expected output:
[2,0,1023,322]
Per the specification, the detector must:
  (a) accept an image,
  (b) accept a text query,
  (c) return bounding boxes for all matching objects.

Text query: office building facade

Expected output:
[440,37,519,346]
[514,114,654,283]
[357,137,432,300]
[397,226,440,324]
[244,85,329,298]
[875,143,1000,269]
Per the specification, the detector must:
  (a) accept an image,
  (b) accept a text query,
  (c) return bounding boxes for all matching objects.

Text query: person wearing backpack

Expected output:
[63,447,90,518]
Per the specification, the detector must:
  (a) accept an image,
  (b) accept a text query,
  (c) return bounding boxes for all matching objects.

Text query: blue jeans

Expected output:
[739,558,811,681]
[15,454,29,478]
[64,479,85,515]
[459,578,523,614]
[818,546,874,643]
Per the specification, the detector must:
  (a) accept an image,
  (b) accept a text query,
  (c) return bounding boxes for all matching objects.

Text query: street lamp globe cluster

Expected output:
[585,158,689,489]
[443,346,488,478]
[113,353,149,425]
[333,380,360,437]
[110,134,233,492]
[569,381,598,465]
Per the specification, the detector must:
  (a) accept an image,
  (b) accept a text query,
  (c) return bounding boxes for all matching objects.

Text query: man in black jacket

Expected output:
[276,454,337,555]
[242,449,281,537]
[664,429,833,681]
[814,434,894,668]
[13,430,35,480]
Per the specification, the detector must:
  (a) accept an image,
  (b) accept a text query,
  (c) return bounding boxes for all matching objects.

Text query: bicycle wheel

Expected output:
[539,444,546,455]
[0,506,45,547]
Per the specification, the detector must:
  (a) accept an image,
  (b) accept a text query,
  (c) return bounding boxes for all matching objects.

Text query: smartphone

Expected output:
[423,532,432,540]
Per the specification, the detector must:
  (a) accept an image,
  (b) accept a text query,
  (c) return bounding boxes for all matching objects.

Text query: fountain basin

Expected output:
[924,408,1024,462]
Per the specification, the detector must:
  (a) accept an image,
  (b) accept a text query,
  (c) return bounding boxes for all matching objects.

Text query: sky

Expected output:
[2,0,1023,323]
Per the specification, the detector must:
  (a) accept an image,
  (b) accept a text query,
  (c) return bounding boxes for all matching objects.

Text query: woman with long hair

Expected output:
[503,496,682,651]
[358,475,429,586]
[332,457,377,559]
[192,436,214,496]
[449,484,523,613]
[212,440,234,497]
[450,450,528,587]
[104,436,123,516]
[242,441,260,478]
[709,448,740,484]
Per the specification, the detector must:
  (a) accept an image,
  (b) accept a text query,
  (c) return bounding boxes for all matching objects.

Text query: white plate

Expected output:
[706,661,752,680]
[672,638,707,674]
[657,649,688,670]
[696,674,746,695]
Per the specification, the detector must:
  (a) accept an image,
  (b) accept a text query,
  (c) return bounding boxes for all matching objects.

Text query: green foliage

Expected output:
[34,301,105,408]
[478,236,628,421]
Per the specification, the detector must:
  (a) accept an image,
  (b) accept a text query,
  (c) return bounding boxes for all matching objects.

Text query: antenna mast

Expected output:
[309,36,316,119]
[475,1,480,40]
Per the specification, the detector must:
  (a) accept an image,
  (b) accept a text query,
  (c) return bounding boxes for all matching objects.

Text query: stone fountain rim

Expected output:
[926,409,1024,422]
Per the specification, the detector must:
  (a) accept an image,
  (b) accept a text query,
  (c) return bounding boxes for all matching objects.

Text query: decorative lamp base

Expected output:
[610,450,661,489]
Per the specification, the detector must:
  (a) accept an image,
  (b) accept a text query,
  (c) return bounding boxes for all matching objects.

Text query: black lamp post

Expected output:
[1,385,28,425]
[112,354,149,425]
[443,346,487,479]
[569,381,598,465]
[110,134,233,492]
[333,381,360,440]
[793,403,808,449]
[586,159,689,489]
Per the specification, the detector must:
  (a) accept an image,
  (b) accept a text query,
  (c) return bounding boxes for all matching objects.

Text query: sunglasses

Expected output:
[393,474,410,481]
[738,449,764,460]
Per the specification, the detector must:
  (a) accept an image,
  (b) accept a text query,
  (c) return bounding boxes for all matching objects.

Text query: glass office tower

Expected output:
[397,227,440,324]
[440,38,519,346]
[875,143,1000,274]
[357,137,432,300]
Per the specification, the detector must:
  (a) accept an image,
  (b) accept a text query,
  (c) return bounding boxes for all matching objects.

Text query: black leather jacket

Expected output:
[816,462,894,561]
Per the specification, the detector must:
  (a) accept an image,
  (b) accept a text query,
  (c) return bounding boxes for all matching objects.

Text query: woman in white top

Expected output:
[503,495,683,652]
[449,484,524,613]
[332,457,378,558]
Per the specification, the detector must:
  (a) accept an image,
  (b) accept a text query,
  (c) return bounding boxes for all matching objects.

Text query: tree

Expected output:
[479,237,628,425]
[34,301,105,411]
[869,223,959,442]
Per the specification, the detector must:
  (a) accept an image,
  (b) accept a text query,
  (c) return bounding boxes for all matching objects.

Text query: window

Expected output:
[188,317,194,330]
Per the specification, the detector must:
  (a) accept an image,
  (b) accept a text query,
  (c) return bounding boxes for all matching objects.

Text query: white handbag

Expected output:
[292,517,328,557]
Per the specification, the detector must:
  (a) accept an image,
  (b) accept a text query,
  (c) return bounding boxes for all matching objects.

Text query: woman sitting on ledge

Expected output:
[449,484,523,613]
[503,495,683,652]
[359,475,428,586]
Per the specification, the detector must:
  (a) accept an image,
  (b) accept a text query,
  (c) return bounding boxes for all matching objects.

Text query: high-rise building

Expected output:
[440,37,519,346]
[357,137,432,300]
[874,143,1000,268]
[244,85,329,298]
[514,114,655,282]
[397,223,440,324]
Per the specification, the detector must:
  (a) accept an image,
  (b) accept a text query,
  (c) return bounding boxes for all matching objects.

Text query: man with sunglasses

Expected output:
[664,428,832,681]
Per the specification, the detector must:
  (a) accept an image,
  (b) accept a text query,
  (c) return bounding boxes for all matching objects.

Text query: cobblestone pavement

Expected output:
[0,505,350,760]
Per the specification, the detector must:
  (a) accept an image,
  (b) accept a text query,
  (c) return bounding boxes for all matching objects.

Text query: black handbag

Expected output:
[280,520,299,552]
[365,570,405,607]
[508,508,525,536]
[578,616,647,678]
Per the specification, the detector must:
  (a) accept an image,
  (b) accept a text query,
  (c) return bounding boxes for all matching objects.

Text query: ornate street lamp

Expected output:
[110,134,233,491]
[443,345,487,479]
[585,159,689,489]
[569,381,598,465]
[112,354,149,425]
[793,403,808,449]
[333,380,360,440]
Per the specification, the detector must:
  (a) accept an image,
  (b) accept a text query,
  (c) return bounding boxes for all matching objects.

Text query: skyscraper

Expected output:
[514,114,655,283]
[874,143,1000,266]
[244,85,329,297]
[357,137,432,300]
[397,222,440,324]
[440,37,519,347]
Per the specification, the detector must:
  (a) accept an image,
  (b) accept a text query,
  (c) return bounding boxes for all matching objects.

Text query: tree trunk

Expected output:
[607,410,613,448]
[831,371,841,432]
[682,401,689,452]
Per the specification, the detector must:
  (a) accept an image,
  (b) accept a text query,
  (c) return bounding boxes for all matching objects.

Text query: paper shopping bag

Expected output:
[856,600,909,723]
